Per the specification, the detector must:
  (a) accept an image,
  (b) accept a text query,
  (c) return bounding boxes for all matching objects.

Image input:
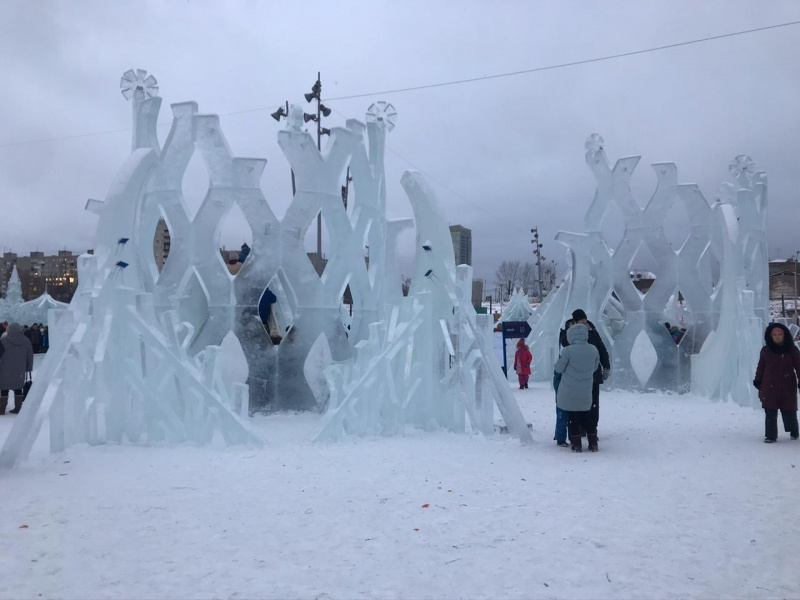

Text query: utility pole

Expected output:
[795,251,799,325]
[531,227,544,301]
[303,72,332,258]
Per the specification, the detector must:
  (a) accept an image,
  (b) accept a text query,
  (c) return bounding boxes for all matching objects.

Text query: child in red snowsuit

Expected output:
[514,339,532,389]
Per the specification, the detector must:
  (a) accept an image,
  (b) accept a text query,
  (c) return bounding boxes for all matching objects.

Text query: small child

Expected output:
[513,339,532,390]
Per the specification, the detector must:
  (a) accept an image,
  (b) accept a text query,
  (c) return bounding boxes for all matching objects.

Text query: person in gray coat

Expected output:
[554,323,600,452]
[0,322,34,415]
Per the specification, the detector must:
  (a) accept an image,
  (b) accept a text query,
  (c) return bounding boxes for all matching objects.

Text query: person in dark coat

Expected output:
[28,323,42,354]
[561,309,610,431]
[0,322,34,415]
[513,339,532,390]
[753,323,800,442]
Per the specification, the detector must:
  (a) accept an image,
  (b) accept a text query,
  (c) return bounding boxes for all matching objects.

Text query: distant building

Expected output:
[153,218,171,271]
[450,225,472,266]
[1,250,81,303]
[769,259,799,300]
[471,278,484,309]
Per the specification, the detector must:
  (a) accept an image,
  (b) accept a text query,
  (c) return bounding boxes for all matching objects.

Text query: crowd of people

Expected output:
[0,322,35,416]
[513,308,800,451]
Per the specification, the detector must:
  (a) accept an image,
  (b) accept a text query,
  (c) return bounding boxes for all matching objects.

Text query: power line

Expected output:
[1,18,798,150]
[325,18,800,101]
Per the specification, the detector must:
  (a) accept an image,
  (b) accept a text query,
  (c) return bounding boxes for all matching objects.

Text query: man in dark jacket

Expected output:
[0,322,34,414]
[560,309,610,430]
[28,323,42,354]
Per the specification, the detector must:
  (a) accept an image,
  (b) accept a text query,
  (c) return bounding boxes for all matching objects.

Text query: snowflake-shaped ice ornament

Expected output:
[366,101,397,132]
[585,133,604,153]
[120,69,159,101]
[728,155,756,181]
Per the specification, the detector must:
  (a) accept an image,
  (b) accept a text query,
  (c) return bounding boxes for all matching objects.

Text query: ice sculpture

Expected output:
[0,266,68,324]
[500,288,534,322]
[1,70,532,467]
[312,172,532,444]
[526,136,768,404]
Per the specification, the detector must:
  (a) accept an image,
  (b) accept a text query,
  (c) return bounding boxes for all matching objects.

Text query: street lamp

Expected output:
[270,101,296,196]
[531,227,544,301]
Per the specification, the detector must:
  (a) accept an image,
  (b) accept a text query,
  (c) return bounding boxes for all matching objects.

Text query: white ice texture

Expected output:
[526,137,768,406]
[0,71,532,467]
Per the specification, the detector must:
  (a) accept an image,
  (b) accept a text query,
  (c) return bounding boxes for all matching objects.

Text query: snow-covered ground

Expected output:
[1,384,797,600]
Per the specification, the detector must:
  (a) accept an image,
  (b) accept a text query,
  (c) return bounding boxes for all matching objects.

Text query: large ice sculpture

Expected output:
[313,172,532,444]
[526,136,768,404]
[1,70,532,467]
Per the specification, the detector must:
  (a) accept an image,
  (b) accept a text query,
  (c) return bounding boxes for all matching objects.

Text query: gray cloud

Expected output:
[1,0,799,285]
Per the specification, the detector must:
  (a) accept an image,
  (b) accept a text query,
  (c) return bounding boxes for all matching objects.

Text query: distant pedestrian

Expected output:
[554,323,600,452]
[0,323,34,415]
[513,339,532,390]
[41,325,49,352]
[28,323,42,354]
[753,323,800,443]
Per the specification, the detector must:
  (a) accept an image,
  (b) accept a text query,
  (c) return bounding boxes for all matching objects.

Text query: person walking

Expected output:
[0,322,34,415]
[553,319,574,447]
[554,323,600,452]
[513,339,532,390]
[562,309,610,432]
[28,323,42,354]
[753,323,800,443]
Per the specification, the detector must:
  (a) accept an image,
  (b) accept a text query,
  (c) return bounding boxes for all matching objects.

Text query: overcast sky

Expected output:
[1,0,799,285]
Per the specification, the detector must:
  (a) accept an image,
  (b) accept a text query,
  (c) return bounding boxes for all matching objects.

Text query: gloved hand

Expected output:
[602,368,610,382]
[753,380,762,390]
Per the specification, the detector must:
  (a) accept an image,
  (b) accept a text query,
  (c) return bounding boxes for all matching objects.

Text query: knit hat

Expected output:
[571,309,588,322]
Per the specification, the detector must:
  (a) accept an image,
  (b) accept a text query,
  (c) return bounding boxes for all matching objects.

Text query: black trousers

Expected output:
[765,409,799,440]
[568,410,597,439]
[590,381,600,428]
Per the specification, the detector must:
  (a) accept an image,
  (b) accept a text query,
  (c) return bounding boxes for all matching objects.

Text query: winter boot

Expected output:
[9,398,23,414]
[556,440,569,447]
[570,435,582,453]
[0,396,6,415]
[587,433,598,452]
[764,437,776,443]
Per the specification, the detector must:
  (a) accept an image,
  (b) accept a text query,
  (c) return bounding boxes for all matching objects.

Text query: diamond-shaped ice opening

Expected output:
[663,196,691,252]
[304,332,332,409]
[177,270,210,346]
[662,290,690,346]
[629,241,658,296]
[181,150,210,221]
[601,291,626,338]
[152,215,171,276]
[696,244,721,296]
[259,274,294,346]
[630,329,658,387]
[600,199,626,254]
[303,210,329,278]
[217,202,253,277]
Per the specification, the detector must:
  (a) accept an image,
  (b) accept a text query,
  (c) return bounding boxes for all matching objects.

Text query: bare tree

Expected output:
[495,260,521,300]
[519,263,535,296]
[401,275,412,297]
